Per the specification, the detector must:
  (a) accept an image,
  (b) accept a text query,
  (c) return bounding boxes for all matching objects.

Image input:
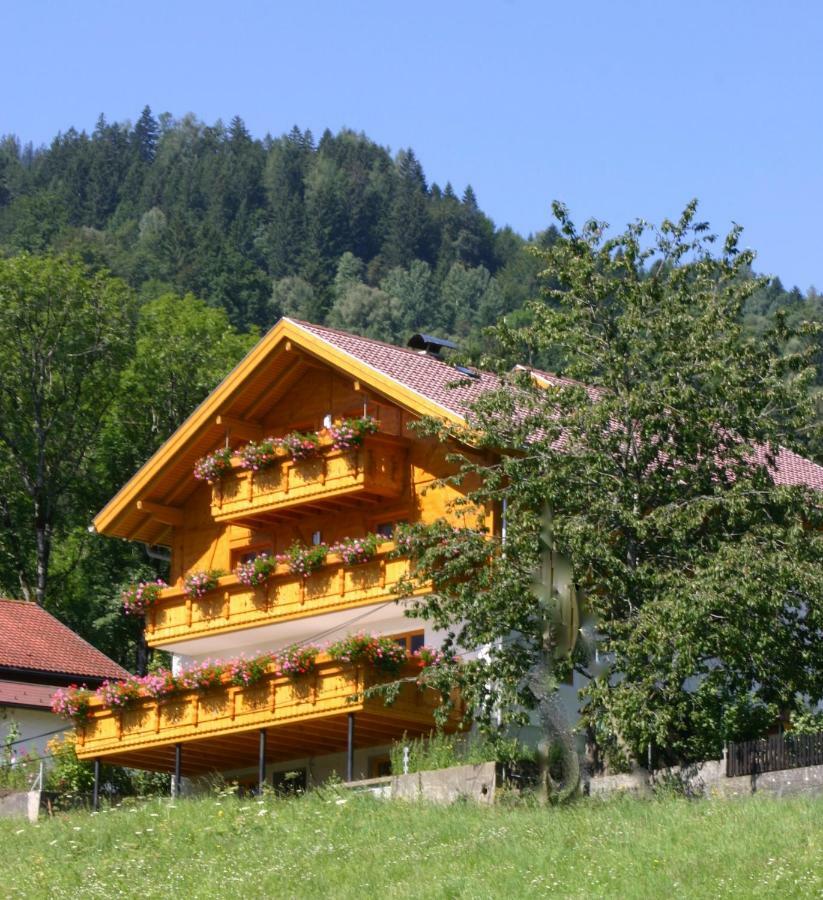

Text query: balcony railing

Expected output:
[75,658,459,771]
[146,543,423,647]
[210,434,408,523]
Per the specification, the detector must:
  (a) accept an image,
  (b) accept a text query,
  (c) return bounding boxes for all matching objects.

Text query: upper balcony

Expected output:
[75,657,461,775]
[145,543,425,648]
[210,433,408,525]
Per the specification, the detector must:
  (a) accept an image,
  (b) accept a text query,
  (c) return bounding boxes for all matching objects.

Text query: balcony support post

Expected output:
[174,743,182,798]
[258,729,267,794]
[93,758,100,811]
[347,712,355,782]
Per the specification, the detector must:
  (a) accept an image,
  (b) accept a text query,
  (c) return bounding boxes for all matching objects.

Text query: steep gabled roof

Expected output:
[92,318,823,544]
[0,599,127,681]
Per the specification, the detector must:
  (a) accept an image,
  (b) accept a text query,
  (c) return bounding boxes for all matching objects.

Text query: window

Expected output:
[392,631,425,654]
[376,519,407,540]
[231,545,273,569]
[311,530,323,546]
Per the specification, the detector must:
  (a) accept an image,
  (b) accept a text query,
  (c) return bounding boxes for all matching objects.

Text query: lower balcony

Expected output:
[75,659,462,776]
[146,544,424,648]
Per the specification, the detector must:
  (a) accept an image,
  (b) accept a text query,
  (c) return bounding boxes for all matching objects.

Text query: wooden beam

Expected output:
[215,414,264,442]
[137,500,184,527]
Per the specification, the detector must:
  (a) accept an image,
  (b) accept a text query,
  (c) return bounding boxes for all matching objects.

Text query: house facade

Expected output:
[73,318,823,790]
[0,598,127,761]
[75,319,501,788]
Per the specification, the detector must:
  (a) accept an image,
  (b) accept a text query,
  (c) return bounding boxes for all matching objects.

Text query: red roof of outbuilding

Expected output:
[0,599,128,680]
[0,680,59,710]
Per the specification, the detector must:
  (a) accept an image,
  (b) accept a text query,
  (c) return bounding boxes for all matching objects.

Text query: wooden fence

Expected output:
[726,731,823,777]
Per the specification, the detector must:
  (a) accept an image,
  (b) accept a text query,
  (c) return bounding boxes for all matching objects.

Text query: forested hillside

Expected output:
[0,107,551,346]
[0,106,820,670]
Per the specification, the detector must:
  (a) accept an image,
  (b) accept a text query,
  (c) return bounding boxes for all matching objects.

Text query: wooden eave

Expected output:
[92,318,465,544]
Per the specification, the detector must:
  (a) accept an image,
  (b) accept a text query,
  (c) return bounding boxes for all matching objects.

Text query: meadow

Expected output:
[1,789,822,898]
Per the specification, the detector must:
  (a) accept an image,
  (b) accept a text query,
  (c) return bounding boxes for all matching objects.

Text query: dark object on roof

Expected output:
[407,333,459,355]
[453,364,481,379]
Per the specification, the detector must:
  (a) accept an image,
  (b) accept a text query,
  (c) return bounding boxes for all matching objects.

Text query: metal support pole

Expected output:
[346,712,355,782]
[258,729,267,794]
[92,758,100,811]
[174,743,182,798]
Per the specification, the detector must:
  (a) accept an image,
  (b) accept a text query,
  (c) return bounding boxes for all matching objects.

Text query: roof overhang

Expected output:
[93,318,464,544]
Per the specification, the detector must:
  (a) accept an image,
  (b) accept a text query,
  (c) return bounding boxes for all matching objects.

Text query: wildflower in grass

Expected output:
[184,569,224,599]
[329,533,384,566]
[121,579,167,615]
[235,553,278,587]
[325,415,379,451]
[278,542,328,578]
[193,447,234,482]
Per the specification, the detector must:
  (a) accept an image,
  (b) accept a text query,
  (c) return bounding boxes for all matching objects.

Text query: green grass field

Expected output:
[2,790,822,898]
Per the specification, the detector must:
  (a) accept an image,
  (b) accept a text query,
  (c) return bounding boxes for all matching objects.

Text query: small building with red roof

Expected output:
[0,598,127,760]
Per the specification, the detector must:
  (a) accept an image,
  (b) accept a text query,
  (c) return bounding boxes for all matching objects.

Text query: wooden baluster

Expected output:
[339,565,346,597]
[230,688,237,721]
[155,702,161,733]
[117,711,123,741]
[223,590,230,620]
[269,678,277,714]
[380,558,387,590]
[193,695,200,727]
[185,597,192,628]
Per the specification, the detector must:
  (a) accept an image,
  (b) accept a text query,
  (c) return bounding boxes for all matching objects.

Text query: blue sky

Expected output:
[4,0,822,289]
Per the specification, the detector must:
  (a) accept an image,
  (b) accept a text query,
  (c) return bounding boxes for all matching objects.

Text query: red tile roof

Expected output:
[291,319,502,417]
[291,320,823,493]
[0,680,59,710]
[0,599,128,680]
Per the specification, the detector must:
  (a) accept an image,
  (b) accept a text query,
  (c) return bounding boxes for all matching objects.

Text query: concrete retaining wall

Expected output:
[0,790,41,822]
[588,758,823,799]
[392,762,496,804]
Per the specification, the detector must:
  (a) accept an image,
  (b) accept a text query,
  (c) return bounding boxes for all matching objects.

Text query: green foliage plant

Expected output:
[398,201,823,768]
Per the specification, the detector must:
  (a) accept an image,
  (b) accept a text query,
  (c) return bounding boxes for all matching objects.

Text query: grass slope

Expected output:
[2,791,822,898]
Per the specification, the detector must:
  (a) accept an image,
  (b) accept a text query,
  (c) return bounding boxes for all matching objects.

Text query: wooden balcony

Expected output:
[210,434,408,524]
[75,658,461,774]
[146,544,423,648]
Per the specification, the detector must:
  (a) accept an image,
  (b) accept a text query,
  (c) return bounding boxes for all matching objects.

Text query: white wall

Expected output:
[0,706,67,763]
